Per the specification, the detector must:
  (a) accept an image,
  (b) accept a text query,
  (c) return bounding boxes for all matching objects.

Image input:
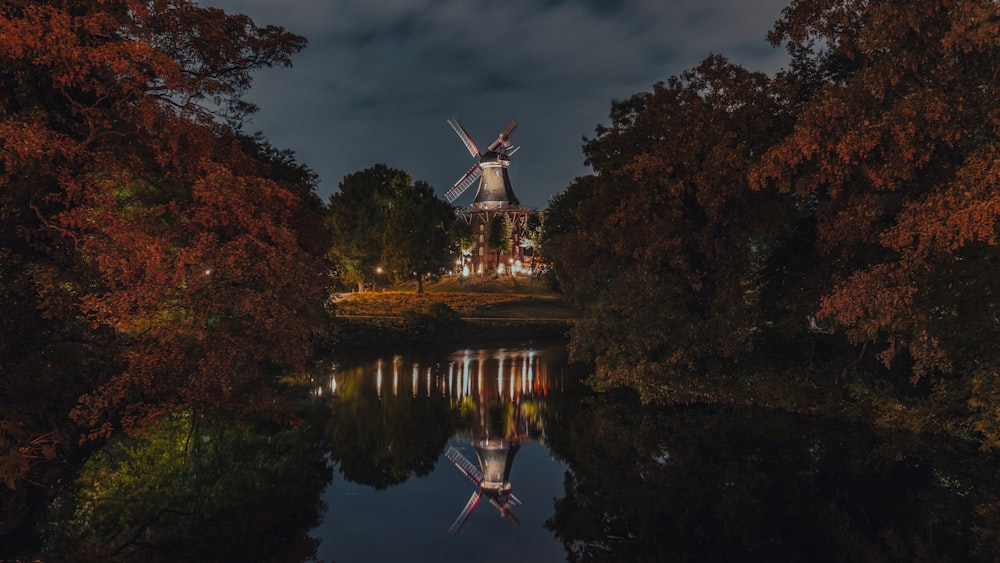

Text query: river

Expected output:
[24,342,1000,562]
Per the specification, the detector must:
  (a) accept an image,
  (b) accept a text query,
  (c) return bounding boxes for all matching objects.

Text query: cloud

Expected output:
[203,0,792,208]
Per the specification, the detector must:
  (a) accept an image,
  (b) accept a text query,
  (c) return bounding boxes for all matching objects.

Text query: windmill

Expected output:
[444,115,521,206]
[445,444,522,534]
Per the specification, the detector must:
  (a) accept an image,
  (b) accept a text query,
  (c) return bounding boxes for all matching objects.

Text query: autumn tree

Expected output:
[0,0,325,461]
[544,56,795,396]
[380,181,455,293]
[751,0,1000,431]
[539,175,596,292]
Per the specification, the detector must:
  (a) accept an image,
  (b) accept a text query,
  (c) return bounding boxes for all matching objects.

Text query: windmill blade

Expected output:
[444,165,482,204]
[449,491,482,535]
[445,445,484,484]
[488,496,520,529]
[487,120,518,152]
[448,115,480,158]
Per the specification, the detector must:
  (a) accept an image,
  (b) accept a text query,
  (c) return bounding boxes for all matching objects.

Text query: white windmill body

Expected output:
[446,115,537,276]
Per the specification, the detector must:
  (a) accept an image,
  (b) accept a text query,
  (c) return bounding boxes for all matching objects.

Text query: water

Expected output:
[311,345,579,562]
[26,343,1000,562]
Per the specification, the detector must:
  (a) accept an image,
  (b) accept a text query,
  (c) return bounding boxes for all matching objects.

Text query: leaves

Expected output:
[0,1,324,447]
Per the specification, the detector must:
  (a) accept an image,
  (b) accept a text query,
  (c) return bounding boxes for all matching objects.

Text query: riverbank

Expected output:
[325,282,983,445]
[325,279,579,351]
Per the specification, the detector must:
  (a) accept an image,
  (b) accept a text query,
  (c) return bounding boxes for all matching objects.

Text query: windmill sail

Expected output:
[448,115,480,158]
[445,445,483,485]
[448,491,482,534]
[444,165,483,204]
[487,120,518,152]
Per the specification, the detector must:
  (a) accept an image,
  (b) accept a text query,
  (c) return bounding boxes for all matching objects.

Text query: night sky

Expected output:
[204,0,792,209]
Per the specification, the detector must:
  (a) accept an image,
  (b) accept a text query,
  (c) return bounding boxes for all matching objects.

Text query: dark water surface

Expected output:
[24,343,1000,562]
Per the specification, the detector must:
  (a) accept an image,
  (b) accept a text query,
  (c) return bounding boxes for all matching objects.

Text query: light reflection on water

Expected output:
[312,345,576,563]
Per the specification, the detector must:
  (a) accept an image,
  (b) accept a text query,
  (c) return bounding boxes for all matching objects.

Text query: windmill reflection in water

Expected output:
[323,347,556,534]
[441,348,550,534]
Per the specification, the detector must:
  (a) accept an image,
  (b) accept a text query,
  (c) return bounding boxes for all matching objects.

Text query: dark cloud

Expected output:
[202,0,791,208]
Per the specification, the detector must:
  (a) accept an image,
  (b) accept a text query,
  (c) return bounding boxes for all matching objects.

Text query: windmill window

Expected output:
[479,246,484,256]
[479,234,484,242]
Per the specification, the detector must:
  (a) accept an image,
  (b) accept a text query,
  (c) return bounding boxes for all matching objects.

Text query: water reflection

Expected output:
[319,348,560,535]
[30,344,1000,563]
[42,414,332,562]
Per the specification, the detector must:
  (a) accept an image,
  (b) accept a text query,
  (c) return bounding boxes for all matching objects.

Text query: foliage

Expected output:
[486,214,513,258]
[325,164,409,292]
[449,218,475,257]
[0,0,326,495]
[381,180,455,293]
[544,0,1000,447]
[328,164,454,294]
[752,0,1000,380]
[544,56,795,393]
[44,413,332,562]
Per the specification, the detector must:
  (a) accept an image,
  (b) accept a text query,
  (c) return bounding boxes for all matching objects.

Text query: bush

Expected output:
[402,303,461,338]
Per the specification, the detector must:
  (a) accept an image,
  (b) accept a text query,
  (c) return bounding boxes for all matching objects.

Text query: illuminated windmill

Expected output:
[445,443,522,534]
[444,115,538,276]
[444,115,521,208]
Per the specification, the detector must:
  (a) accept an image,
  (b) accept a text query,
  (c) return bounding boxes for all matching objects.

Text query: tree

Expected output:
[449,219,475,275]
[545,56,794,395]
[486,215,513,274]
[380,181,455,293]
[326,164,409,292]
[0,0,324,448]
[539,175,598,293]
[752,0,1000,389]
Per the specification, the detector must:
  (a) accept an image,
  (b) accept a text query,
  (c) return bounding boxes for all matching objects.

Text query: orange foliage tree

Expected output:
[0,0,326,452]
[752,0,1000,384]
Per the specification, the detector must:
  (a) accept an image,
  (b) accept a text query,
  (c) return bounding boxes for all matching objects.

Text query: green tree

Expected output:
[449,219,475,275]
[486,215,513,274]
[326,164,409,292]
[380,181,455,293]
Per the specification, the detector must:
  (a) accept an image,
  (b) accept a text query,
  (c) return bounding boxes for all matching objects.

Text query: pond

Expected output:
[22,342,1000,562]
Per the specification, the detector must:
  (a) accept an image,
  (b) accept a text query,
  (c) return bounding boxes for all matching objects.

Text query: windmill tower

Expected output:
[445,443,522,534]
[446,115,537,276]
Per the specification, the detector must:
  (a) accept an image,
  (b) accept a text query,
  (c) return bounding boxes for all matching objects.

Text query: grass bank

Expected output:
[325,278,579,351]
